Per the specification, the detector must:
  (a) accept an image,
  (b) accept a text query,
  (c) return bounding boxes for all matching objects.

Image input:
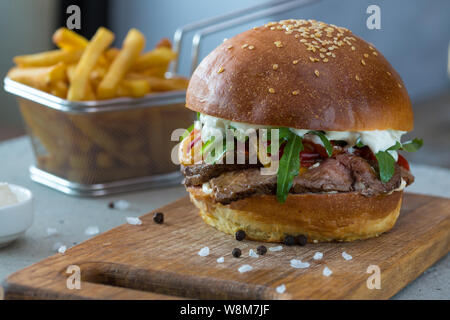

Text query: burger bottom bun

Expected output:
[187,187,403,242]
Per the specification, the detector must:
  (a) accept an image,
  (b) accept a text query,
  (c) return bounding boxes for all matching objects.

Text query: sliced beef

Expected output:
[291,158,353,193]
[181,162,260,186]
[203,153,414,204]
[209,169,277,205]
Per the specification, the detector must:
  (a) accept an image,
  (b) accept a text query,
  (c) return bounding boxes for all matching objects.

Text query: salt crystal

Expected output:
[58,245,67,254]
[290,259,310,269]
[198,246,210,257]
[323,266,333,277]
[126,217,142,225]
[249,249,259,258]
[276,284,286,294]
[313,252,323,260]
[342,251,352,261]
[114,200,130,210]
[217,257,224,263]
[85,226,100,236]
[238,264,253,273]
[269,245,283,252]
[52,242,63,251]
[46,227,58,236]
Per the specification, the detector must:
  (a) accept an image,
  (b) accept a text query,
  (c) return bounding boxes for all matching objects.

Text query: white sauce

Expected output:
[202,182,213,194]
[0,183,18,208]
[198,114,405,158]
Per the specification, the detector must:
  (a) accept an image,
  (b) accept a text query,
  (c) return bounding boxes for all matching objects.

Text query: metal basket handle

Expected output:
[170,0,319,75]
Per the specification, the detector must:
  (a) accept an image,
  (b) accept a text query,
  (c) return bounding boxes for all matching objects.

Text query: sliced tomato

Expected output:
[179,129,202,165]
[397,154,410,171]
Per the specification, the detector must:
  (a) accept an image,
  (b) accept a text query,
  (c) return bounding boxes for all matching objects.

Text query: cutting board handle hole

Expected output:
[74,261,275,300]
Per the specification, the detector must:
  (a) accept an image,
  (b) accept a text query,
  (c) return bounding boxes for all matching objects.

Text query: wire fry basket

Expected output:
[4,0,316,196]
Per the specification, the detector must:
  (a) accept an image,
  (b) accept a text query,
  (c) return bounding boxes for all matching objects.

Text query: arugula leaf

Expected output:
[179,123,194,142]
[387,141,402,151]
[206,139,228,164]
[375,151,396,183]
[401,138,423,152]
[355,138,364,148]
[201,136,215,154]
[276,133,303,203]
[196,112,200,121]
[309,131,333,157]
[267,127,292,153]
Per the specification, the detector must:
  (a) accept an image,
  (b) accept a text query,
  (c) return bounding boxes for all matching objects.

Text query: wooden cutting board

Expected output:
[3,193,449,300]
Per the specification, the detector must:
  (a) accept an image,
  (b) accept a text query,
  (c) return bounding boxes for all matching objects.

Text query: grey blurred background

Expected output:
[0,0,449,166]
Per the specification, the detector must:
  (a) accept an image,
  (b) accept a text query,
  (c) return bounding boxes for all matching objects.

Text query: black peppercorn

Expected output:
[256,245,267,255]
[232,248,242,258]
[108,202,115,209]
[296,234,308,246]
[284,235,295,246]
[153,212,164,224]
[235,230,246,241]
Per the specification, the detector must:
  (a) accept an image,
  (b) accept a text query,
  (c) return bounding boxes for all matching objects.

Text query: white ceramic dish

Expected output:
[0,184,33,247]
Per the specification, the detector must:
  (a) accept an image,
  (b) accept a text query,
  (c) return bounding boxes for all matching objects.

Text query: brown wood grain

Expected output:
[3,193,449,300]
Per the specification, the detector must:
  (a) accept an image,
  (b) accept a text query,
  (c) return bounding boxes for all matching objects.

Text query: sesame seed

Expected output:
[293,60,299,64]
[372,51,378,56]
[398,83,402,88]
[314,70,320,77]
[364,53,369,58]
[355,74,361,81]
[274,41,283,48]
[351,46,356,51]
[387,71,392,76]
[319,48,327,52]
[309,57,315,62]
[241,43,248,49]
[300,39,307,43]
[226,45,233,50]
[319,53,325,58]
[361,59,366,66]
[269,88,276,93]
[217,66,224,74]
[323,58,329,62]
[292,90,299,95]
[295,34,300,38]
[272,64,279,70]
[248,45,255,50]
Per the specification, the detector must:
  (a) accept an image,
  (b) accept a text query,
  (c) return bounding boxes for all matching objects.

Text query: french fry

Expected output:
[117,79,150,98]
[13,49,83,67]
[142,66,169,78]
[66,63,96,100]
[97,29,145,99]
[132,47,176,71]
[8,63,67,91]
[52,27,89,50]
[126,74,188,92]
[155,38,172,49]
[50,81,69,98]
[105,47,120,62]
[67,27,114,101]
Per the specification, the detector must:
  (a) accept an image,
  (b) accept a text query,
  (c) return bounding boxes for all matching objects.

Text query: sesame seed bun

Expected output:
[188,187,403,242]
[186,19,413,131]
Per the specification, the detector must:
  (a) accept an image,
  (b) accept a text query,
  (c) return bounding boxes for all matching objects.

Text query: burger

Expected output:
[178,19,422,243]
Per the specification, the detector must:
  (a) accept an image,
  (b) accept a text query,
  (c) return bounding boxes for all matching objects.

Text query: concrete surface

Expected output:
[0,137,448,299]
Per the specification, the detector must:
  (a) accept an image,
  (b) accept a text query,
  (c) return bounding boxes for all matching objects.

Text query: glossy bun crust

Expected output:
[186,19,413,131]
[188,187,403,242]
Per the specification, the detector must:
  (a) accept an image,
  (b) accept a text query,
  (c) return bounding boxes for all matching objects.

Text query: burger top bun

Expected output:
[186,19,413,132]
